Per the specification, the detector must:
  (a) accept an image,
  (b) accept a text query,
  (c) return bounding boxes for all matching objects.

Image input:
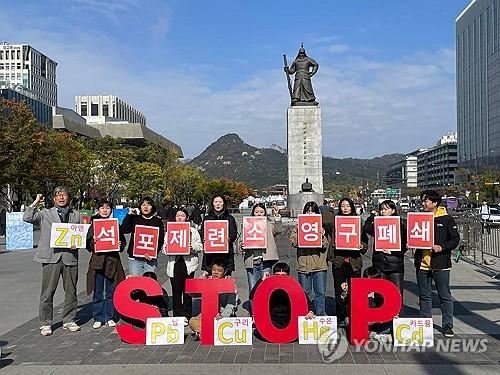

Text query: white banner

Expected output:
[214,317,252,346]
[146,317,185,345]
[298,316,337,345]
[393,318,434,347]
[49,223,90,248]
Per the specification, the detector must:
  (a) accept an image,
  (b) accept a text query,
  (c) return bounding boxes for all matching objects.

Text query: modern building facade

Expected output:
[0,43,57,106]
[74,95,146,126]
[456,0,500,170]
[417,133,458,188]
[386,150,422,188]
[0,87,52,126]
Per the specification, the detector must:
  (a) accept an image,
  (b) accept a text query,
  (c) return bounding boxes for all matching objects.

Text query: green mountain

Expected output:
[189,134,403,189]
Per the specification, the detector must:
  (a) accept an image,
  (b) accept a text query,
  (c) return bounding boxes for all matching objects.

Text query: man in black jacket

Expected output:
[414,190,460,338]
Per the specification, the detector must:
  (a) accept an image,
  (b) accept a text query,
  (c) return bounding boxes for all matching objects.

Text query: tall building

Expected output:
[456,0,500,170]
[417,133,458,188]
[386,150,423,188]
[0,43,57,106]
[0,87,52,126]
[74,95,146,126]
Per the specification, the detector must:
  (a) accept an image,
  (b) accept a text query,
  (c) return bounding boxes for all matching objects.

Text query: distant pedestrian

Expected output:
[480,200,491,234]
[0,208,6,237]
[23,187,82,336]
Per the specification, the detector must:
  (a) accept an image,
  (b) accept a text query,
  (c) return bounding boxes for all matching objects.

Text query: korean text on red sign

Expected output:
[374,216,401,251]
[242,217,267,249]
[298,214,322,248]
[407,212,434,249]
[133,225,159,258]
[204,220,229,253]
[165,222,191,255]
[94,218,120,252]
[334,216,361,250]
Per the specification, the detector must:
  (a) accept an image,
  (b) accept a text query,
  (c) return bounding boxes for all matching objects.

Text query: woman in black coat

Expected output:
[363,199,407,315]
[200,195,238,277]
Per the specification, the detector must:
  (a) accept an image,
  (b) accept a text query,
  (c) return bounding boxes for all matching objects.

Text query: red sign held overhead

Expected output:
[133,225,159,259]
[204,220,229,253]
[165,222,191,255]
[335,216,361,250]
[374,216,401,252]
[297,214,322,248]
[242,217,267,249]
[407,212,434,249]
[94,218,120,252]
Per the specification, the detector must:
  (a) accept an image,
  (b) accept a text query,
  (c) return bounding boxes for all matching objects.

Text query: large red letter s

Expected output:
[350,278,401,345]
[113,276,163,344]
[252,275,308,343]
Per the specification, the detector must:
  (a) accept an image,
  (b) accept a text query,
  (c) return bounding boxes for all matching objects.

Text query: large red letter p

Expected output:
[350,278,401,345]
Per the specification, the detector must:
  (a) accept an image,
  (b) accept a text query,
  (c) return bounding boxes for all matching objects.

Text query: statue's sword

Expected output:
[283,54,293,99]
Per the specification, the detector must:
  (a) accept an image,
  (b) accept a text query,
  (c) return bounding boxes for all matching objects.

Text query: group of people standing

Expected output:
[23,186,459,340]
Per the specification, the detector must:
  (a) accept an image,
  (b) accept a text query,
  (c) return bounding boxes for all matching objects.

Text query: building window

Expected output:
[91,103,98,116]
[103,104,109,116]
[81,103,87,116]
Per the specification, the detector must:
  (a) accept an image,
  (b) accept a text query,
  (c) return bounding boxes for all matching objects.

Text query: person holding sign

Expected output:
[200,196,238,277]
[189,258,238,341]
[121,197,165,276]
[85,200,126,329]
[23,187,82,336]
[328,197,368,327]
[363,200,407,313]
[414,190,460,338]
[242,203,282,307]
[289,201,329,317]
[166,208,203,325]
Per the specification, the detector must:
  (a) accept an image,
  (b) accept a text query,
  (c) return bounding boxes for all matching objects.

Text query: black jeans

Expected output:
[170,258,194,319]
[332,262,361,323]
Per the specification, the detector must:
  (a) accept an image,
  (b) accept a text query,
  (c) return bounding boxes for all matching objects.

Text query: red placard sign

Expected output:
[407,212,434,249]
[374,216,401,251]
[94,218,120,252]
[335,216,361,250]
[165,222,191,255]
[242,217,267,249]
[133,225,159,258]
[297,214,322,248]
[204,220,229,253]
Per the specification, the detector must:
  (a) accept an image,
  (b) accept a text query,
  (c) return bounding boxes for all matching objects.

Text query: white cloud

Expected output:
[324,44,351,54]
[0,7,457,160]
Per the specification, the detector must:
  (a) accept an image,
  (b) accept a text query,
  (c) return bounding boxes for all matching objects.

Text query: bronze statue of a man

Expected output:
[284,44,319,106]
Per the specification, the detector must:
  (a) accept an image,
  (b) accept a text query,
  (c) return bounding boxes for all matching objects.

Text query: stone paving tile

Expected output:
[204,345,225,364]
[233,345,252,364]
[191,344,211,363]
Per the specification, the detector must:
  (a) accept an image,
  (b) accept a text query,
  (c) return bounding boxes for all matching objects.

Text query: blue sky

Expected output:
[1,0,470,158]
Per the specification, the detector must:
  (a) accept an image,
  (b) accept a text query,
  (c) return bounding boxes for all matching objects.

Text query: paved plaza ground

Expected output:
[0,215,499,374]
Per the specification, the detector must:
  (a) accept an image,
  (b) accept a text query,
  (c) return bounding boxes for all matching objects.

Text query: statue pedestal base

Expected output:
[288,192,324,217]
[287,105,323,213]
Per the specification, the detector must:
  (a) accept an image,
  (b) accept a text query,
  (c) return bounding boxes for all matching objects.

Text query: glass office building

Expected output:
[456,0,500,169]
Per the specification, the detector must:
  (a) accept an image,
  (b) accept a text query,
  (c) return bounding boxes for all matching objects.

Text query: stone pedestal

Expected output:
[287,105,324,213]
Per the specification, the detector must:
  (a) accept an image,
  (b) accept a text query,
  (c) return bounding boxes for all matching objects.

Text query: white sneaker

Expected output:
[184,317,189,327]
[107,320,116,327]
[63,321,81,332]
[92,321,102,329]
[40,325,52,336]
